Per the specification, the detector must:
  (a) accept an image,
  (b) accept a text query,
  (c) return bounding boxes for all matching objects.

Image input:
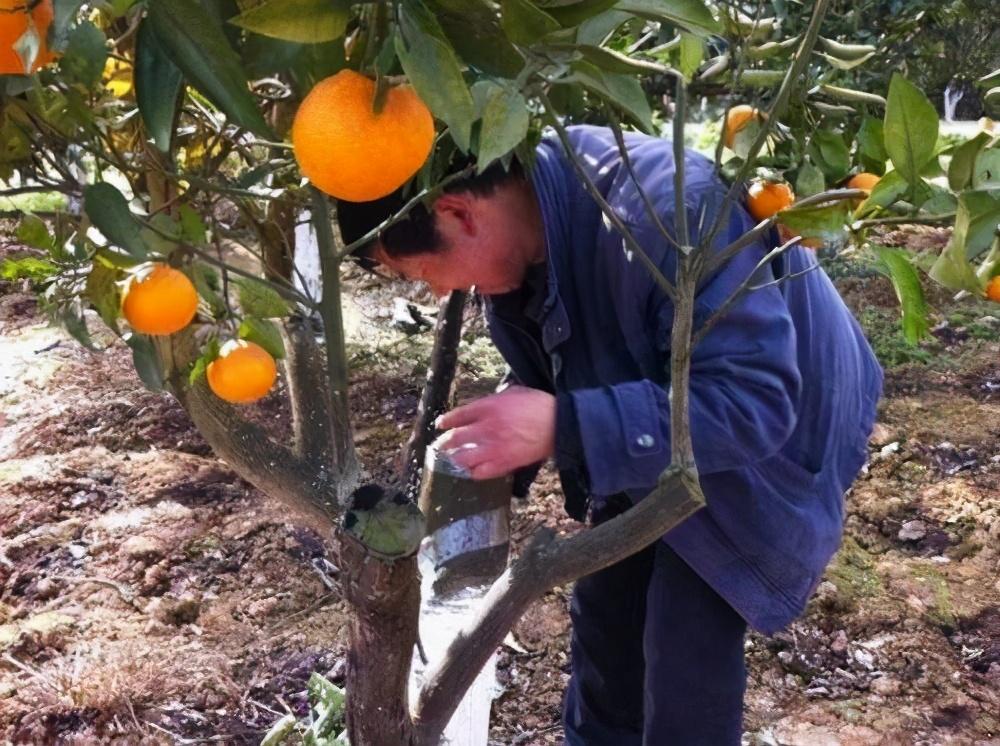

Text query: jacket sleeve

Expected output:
[565,192,802,497]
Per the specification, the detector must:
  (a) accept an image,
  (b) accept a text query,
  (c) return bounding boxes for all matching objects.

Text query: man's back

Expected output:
[487,125,883,633]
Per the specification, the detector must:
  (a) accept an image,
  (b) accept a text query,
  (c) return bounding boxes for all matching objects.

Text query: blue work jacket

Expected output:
[485,126,883,634]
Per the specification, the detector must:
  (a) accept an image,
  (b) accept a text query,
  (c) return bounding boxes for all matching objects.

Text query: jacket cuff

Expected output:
[569,381,670,496]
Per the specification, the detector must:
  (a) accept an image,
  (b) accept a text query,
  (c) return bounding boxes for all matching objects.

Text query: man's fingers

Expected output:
[447,442,501,473]
[436,398,490,430]
[435,424,481,450]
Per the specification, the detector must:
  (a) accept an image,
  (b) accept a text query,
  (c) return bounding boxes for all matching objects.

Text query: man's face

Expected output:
[370,187,544,297]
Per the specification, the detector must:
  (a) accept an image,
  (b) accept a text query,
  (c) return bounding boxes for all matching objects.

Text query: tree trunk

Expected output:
[402,290,467,495]
[339,498,422,746]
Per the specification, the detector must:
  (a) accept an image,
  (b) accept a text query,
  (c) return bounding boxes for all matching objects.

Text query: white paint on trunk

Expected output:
[410,553,501,746]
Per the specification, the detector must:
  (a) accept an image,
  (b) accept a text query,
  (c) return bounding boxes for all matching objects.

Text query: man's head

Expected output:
[337,162,545,297]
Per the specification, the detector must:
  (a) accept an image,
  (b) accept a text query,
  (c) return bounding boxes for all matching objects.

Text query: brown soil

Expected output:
[2,236,999,745]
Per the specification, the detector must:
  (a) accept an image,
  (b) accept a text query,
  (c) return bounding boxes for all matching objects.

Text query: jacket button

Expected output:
[636,434,655,448]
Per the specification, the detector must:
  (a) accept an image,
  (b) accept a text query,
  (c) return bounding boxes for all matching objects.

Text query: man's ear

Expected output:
[432,193,477,238]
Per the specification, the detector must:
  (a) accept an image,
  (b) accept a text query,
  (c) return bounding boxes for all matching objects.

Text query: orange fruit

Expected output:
[291,69,435,202]
[723,104,763,149]
[846,172,880,194]
[986,276,1000,303]
[0,0,57,75]
[207,340,277,404]
[747,180,795,221]
[122,264,199,336]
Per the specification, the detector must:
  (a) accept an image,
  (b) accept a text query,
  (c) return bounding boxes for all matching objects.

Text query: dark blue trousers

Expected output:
[563,498,748,745]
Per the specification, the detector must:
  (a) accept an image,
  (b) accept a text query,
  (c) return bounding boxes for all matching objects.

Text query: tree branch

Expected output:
[698,0,832,257]
[160,333,338,532]
[402,290,466,495]
[692,235,801,348]
[312,189,359,500]
[538,91,677,303]
[704,188,865,277]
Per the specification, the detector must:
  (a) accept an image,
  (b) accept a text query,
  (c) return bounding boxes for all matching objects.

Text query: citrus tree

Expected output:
[2,0,999,743]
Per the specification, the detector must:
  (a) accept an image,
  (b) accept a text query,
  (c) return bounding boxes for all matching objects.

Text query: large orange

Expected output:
[723,104,763,149]
[0,0,57,75]
[291,69,435,202]
[846,172,880,194]
[122,264,199,336]
[986,276,1000,303]
[207,340,277,404]
[747,180,795,221]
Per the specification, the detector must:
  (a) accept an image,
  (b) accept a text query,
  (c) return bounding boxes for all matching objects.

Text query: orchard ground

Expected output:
[1,221,999,745]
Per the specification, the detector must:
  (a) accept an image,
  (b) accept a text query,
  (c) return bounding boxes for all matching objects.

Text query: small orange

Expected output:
[292,69,435,202]
[122,264,199,336]
[747,180,795,221]
[846,172,880,194]
[0,0,57,75]
[986,276,1000,303]
[723,104,763,149]
[207,340,277,404]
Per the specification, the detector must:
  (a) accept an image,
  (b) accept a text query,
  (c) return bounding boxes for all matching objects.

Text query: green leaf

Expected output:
[546,43,669,75]
[83,183,149,260]
[542,0,619,27]
[426,0,523,79]
[85,258,121,331]
[873,246,929,344]
[737,69,786,88]
[972,148,1000,190]
[178,204,208,245]
[127,334,165,391]
[884,74,939,187]
[779,201,851,244]
[675,32,703,82]
[234,277,291,318]
[473,81,529,169]
[572,61,652,132]
[16,214,56,253]
[147,0,273,138]
[952,190,1000,259]
[816,51,875,71]
[855,169,908,217]
[134,18,184,154]
[238,317,285,359]
[795,159,825,198]
[61,20,107,88]
[857,115,887,174]
[929,191,1000,291]
[948,132,989,191]
[396,0,475,152]
[807,130,850,183]
[614,0,721,37]
[0,255,58,282]
[576,10,630,45]
[190,264,226,317]
[260,714,297,746]
[229,0,349,44]
[308,672,346,713]
[501,0,560,45]
[188,337,220,385]
[49,0,86,51]
[61,305,95,350]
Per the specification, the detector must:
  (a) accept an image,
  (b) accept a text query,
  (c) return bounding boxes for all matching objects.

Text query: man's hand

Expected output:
[435,386,556,480]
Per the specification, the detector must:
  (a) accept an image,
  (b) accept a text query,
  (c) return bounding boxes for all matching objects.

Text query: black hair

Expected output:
[337,158,525,267]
